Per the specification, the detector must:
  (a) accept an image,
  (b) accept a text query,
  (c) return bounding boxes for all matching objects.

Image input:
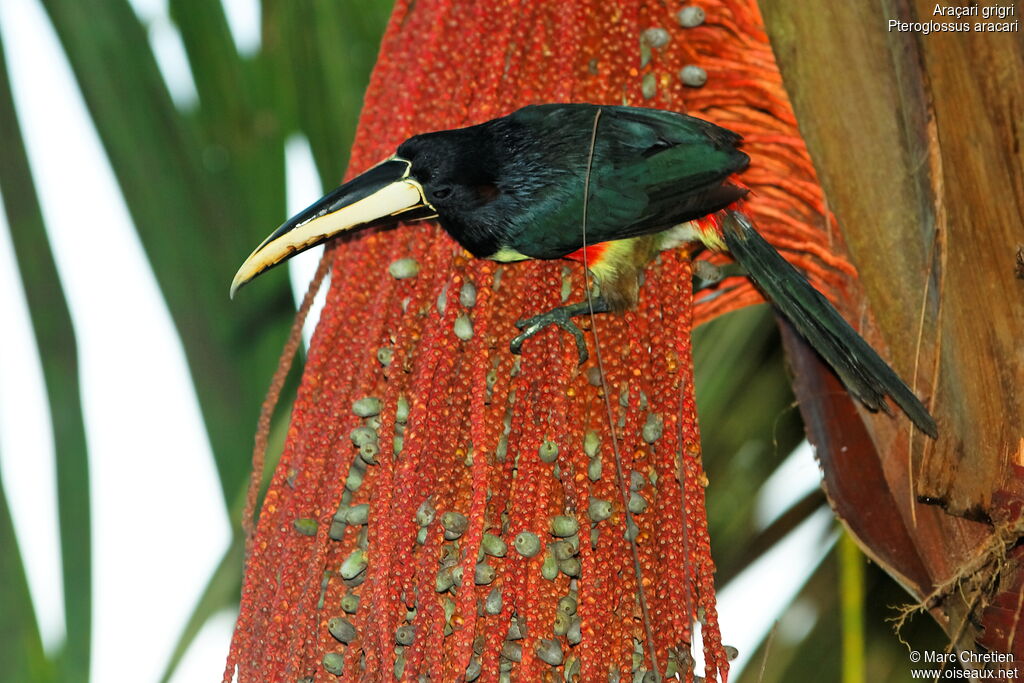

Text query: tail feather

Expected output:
[720,211,938,438]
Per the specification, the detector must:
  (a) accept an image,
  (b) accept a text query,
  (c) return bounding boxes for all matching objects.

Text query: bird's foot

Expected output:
[509,298,611,365]
[692,260,746,291]
[511,310,589,364]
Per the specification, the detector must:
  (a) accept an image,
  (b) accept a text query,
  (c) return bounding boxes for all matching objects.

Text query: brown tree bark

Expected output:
[760,0,1024,662]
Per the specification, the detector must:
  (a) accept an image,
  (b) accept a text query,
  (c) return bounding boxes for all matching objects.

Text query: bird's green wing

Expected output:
[586,107,749,238]
[501,104,747,258]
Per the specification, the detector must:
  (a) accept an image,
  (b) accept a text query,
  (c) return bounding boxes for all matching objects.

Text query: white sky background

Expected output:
[0,0,826,680]
[0,1,256,681]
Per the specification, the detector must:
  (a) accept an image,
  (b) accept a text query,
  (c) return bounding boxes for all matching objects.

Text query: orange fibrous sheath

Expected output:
[225,0,855,681]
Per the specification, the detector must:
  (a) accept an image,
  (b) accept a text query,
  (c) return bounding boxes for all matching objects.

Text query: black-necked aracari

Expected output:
[230,103,937,438]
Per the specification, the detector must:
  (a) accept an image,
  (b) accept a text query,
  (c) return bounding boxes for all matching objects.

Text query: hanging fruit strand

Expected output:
[226,0,854,680]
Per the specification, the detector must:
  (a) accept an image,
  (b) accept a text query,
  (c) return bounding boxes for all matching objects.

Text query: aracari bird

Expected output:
[230,103,937,437]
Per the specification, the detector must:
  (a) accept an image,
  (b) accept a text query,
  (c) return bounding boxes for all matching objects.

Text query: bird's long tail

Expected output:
[719,210,938,438]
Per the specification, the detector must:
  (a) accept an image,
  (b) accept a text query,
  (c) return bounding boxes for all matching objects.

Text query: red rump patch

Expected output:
[697,213,722,233]
[566,241,611,265]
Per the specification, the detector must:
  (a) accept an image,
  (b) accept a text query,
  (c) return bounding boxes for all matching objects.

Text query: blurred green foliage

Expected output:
[0,1,391,679]
[0,26,90,683]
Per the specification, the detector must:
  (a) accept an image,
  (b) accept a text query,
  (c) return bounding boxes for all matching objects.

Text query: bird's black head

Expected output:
[230,113,534,296]
[397,129,503,216]
[393,125,519,258]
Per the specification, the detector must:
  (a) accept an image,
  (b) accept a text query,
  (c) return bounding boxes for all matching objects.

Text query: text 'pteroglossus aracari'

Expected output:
[231,103,937,438]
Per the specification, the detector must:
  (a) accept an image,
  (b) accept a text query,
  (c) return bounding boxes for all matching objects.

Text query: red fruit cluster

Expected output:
[226,1,849,681]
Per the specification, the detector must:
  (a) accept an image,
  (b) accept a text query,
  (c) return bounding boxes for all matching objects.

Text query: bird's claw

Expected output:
[510,309,590,365]
[692,261,747,291]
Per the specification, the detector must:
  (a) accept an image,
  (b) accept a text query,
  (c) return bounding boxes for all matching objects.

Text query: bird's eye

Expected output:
[432,187,452,200]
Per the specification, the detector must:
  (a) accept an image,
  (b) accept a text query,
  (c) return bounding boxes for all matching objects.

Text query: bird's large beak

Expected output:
[229,157,436,298]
